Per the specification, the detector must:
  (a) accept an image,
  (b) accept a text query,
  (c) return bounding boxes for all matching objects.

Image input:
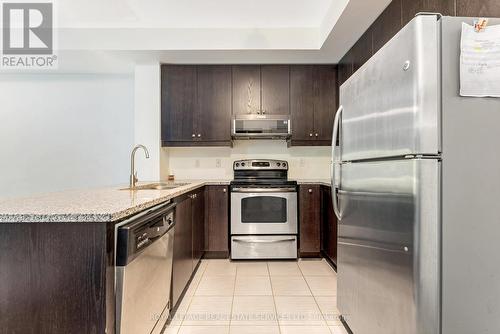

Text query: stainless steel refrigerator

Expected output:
[332,14,500,334]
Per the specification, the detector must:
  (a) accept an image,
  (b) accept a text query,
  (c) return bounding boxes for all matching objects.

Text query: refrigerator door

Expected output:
[337,158,440,334]
[339,15,440,162]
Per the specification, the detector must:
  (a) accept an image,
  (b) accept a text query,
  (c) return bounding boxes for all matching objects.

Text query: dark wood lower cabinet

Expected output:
[299,185,321,257]
[204,185,229,258]
[321,185,337,266]
[172,193,194,308]
[192,187,205,264]
[0,222,113,334]
[299,184,337,264]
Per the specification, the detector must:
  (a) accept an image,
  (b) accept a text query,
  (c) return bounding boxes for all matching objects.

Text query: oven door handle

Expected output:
[233,238,296,244]
[231,187,296,193]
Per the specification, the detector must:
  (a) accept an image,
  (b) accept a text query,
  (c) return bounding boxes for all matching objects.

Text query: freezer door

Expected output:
[337,159,440,334]
[340,15,440,161]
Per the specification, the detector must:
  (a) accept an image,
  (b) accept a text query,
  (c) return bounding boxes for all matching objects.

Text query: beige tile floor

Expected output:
[165,258,348,334]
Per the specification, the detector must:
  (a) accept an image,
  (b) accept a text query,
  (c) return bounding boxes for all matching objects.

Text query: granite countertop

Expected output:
[0,178,330,223]
[0,180,230,224]
[295,179,332,187]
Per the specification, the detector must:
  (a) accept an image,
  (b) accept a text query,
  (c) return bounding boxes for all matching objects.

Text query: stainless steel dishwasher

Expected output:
[116,202,176,334]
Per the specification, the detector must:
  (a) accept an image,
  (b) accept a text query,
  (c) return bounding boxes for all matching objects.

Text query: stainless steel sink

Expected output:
[121,182,190,191]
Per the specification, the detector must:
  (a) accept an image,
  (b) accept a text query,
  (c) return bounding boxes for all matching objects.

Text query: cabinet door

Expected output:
[196,66,232,142]
[232,65,261,115]
[313,65,337,143]
[299,185,321,256]
[161,65,196,143]
[205,185,229,256]
[172,195,193,307]
[261,65,290,115]
[192,188,205,265]
[321,185,337,265]
[290,65,315,142]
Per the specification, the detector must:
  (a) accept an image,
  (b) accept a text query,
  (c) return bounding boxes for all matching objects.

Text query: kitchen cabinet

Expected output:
[290,65,337,146]
[232,65,290,115]
[456,0,500,17]
[161,65,196,143]
[232,65,261,115]
[299,185,321,256]
[161,65,232,147]
[196,65,232,143]
[204,185,229,258]
[191,187,205,265]
[321,185,337,266]
[261,65,290,115]
[172,193,193,308]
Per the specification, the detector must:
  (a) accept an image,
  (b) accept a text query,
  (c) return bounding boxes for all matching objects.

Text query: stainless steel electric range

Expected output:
[230,159,298,260]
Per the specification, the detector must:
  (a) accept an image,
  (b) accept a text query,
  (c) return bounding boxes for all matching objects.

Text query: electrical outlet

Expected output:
[195,159,200,168]
[215,159,221,168]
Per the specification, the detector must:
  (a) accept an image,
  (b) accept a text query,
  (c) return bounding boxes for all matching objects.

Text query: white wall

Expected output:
[0,74,134,198]
[134,63,163,181]
[164,140,332,180]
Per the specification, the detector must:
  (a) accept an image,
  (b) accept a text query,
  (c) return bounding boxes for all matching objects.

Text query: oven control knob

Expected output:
[241,162,245,167]
[276,162,281,167]
[235,163,240,167]
[282,163,286,168]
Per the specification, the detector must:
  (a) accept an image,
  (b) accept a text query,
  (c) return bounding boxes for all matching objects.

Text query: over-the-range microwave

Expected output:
[231,114,291,140]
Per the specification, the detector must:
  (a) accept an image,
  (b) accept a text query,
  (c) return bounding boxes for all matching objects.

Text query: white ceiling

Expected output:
[2,0,393,73]
[59,0,335,29]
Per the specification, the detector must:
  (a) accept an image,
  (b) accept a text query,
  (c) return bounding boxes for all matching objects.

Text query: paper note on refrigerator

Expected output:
[460,22,500,97]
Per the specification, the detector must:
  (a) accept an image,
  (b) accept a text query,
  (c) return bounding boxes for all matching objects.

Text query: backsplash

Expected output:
[163,140,331,180]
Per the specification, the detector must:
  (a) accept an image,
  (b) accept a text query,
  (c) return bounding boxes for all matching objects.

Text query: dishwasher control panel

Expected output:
[116,204,175,266]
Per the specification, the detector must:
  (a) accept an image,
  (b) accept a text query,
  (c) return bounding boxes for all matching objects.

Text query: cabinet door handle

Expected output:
[192,134,195,138]
[309,133,313,137]
[223,188,227,193]
[315,133,318,137]
[308,189,313,193]
[197,134,201,138]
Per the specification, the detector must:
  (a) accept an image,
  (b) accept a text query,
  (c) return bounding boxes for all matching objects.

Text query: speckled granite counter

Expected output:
[0,180,230,223]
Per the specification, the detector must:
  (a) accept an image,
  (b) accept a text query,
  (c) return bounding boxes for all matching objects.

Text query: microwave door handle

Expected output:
[332,105,343,221]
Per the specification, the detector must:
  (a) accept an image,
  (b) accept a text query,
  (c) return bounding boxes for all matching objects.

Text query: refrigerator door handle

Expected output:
[331,105,343,221]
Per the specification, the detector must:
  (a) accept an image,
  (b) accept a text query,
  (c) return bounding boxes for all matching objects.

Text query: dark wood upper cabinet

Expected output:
[313,65,337,142]
[204,185,229,256]
[290,65,337,146]
[338,50,353,88]
[261,65,290,115]
[162,65,231,146]
[351,28,373,73]
[401,0,455,25]
[299,185,321,256]
[290,65,314,141]
[161,65,196,142]
[232,65,261,115]
[372,0,403,54]
[196,66,232,142]
[456,0,500,17]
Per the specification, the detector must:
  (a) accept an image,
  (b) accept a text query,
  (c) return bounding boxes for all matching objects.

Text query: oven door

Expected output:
[231,187,298,235]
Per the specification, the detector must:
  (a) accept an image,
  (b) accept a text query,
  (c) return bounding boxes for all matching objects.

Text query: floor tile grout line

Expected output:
[300,261,330,329]
[229,260,238,331]
[267,261,283,334]
[177,260,209,330]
